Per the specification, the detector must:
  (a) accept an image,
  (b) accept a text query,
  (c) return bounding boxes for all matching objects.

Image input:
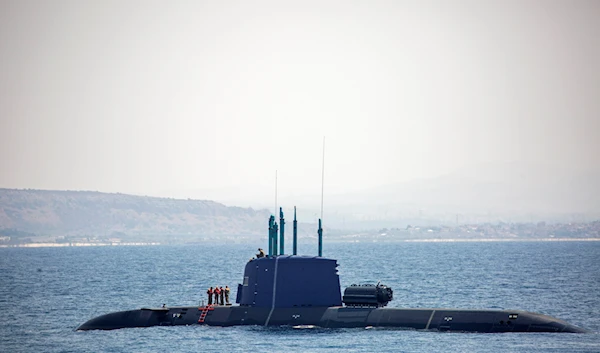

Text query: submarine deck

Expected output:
[77,305,589,333]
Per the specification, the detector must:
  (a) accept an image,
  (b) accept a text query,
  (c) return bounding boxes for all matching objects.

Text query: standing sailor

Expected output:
[224,285,231,305]
[214,286,221,305]
[219,286,225,305]
[206,287,213,305]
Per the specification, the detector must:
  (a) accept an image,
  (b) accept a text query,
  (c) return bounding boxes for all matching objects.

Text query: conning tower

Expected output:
[237,208,342,308]
[237,256,342,308]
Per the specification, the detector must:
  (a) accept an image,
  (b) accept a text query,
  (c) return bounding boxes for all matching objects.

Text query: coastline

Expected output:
[0,242,161,248]
[2,238,600,248]
[399,237,600,243]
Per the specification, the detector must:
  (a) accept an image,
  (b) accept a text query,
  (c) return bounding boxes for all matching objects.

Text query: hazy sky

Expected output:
[1,0,598,203]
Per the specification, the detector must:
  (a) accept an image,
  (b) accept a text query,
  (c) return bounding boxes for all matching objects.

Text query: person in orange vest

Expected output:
[224,285,231,305]
[207,287,213,305]
[219,286,225,305]
[214,286,221,305]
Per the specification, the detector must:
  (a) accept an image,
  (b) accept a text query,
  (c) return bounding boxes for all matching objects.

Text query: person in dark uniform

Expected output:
[256,248,265,258]
[224,285,230,305]
[214,286,221,305]
[207,287,213,305]
[219,286,225,305]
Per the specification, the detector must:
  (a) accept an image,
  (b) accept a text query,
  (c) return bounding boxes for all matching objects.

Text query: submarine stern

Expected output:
[514,311,590,333]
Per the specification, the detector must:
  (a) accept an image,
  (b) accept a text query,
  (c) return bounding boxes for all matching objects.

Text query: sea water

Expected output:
[1,241,598,352]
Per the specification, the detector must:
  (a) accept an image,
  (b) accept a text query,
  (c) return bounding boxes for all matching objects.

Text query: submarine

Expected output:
[78,207,589,333]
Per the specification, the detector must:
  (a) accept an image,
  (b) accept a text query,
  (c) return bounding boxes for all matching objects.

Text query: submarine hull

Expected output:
[77,306,589,333]
[77,213,591,334]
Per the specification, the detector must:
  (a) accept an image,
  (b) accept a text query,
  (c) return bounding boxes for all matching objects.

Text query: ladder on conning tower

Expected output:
[197,305,214,323]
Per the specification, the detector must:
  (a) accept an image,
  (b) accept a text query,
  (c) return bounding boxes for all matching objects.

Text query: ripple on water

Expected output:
[0,242,598,352]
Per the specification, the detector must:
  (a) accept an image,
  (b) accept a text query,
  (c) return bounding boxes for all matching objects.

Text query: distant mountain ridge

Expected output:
[335,162,600,214]
[0,189,272,241]
[164,162,600,227]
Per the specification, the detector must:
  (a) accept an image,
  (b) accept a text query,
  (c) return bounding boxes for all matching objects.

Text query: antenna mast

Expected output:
[318,136,325,257]
[320,137,325,221]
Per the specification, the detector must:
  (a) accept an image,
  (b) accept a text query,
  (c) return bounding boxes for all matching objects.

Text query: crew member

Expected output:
[224,285,231,305]
[207,287,213,305]
[214,286,221,305]
[219,286,225,305]
[256,248,265,258]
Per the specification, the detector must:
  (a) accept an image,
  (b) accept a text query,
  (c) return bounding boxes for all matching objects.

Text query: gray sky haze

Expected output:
[1,0,598,210]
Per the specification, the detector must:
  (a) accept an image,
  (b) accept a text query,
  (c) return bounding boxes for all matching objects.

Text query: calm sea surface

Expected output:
[1,241,599,352]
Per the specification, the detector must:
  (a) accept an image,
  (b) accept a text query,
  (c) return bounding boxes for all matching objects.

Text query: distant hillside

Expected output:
[163,162,600,228]
[321,162,600,226]
[379,162,600,215]
[0,189,273,242]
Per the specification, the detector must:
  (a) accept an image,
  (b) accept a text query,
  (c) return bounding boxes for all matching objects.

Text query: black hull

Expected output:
[77,306,589,333]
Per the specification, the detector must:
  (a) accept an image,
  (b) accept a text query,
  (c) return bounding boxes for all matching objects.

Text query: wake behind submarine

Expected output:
[78,207,589,333]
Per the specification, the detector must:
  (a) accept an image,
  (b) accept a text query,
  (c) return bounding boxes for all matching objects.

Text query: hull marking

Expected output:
[264,256,280,326]
[425,310,436,330]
